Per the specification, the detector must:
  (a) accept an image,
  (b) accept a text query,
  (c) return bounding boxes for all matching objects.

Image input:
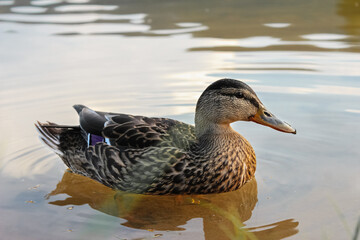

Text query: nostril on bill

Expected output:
[264,111,272,117]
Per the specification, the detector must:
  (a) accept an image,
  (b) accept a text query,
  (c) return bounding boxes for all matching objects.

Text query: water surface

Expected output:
[0,0,359,239]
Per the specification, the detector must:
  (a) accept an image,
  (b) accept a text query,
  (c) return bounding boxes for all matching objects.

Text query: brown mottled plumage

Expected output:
[36,78,295,194]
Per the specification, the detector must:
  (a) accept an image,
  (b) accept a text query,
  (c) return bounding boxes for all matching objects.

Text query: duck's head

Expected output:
[195,78,296,136]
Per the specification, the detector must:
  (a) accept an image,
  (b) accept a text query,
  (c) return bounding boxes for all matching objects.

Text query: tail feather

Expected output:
[36,120,97,180]
[35,121,79,156]
[73,104,88,114]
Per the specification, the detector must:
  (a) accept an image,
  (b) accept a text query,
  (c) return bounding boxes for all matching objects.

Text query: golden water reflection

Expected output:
[48,171,299,240]
[337,0,360,37]
[1,0,359,52]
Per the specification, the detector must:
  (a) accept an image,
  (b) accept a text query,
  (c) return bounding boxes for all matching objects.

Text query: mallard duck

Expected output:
[36,78,295,194]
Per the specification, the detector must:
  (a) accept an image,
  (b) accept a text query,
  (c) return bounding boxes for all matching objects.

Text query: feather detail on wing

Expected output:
[103,114,196,149]
[83,143,190,194]
[72,105,196,149]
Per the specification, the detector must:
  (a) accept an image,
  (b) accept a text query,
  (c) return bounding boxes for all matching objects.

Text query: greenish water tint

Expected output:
[0,0,359,239]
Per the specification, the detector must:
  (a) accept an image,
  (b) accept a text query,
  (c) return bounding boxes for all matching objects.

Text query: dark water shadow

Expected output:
[337,0,360,37]
[47,171,299,240]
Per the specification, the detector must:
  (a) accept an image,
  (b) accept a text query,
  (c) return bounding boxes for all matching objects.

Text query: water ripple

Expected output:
[150,25,208,35]
[189,37,354,52]
[263,23,291,28]
[11,6,48,14]
[301,33,349,40]
[54,5,119,12]
[31,0,63,6]
[0,0,14,6]
[0,13,146,24]
[253,84,360,96]
[1,145,59,178]
[345,109,360,114]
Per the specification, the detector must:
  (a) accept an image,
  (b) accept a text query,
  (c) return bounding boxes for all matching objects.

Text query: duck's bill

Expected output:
[249,108,296,134]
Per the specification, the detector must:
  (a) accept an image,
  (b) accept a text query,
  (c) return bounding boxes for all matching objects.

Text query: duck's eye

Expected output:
[235,92,243,98]
[264,111,272,117]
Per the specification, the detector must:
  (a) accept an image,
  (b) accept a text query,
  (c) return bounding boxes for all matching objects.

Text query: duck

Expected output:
[36,78,296,195]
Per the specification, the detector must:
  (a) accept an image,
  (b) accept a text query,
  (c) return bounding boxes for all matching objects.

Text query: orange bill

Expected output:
[249,107,296,134]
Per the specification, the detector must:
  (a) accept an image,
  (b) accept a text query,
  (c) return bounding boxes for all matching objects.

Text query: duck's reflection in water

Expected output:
[47,171,298,240]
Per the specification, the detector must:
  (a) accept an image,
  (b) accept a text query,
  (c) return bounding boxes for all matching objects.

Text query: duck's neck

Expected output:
[194,114,255,158]
[195,122,235,138]
[194,113,235,138]
[195,122,241,155]
[194,114,257,186]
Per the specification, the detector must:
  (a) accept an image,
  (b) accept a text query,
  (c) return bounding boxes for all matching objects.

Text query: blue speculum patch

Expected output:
[89,134,105,146]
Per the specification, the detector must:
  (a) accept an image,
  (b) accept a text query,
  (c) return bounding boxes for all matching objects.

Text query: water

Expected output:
[0,0,359,239]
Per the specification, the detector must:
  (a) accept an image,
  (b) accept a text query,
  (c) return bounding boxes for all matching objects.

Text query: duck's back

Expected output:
[37,105,199,194]
[73,104,196,149]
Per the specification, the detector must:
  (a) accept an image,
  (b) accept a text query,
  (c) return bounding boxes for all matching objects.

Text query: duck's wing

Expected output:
[36,120,193,194]
[73,142,191,194]
[74,105,196,149]
[103,114,195,149]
